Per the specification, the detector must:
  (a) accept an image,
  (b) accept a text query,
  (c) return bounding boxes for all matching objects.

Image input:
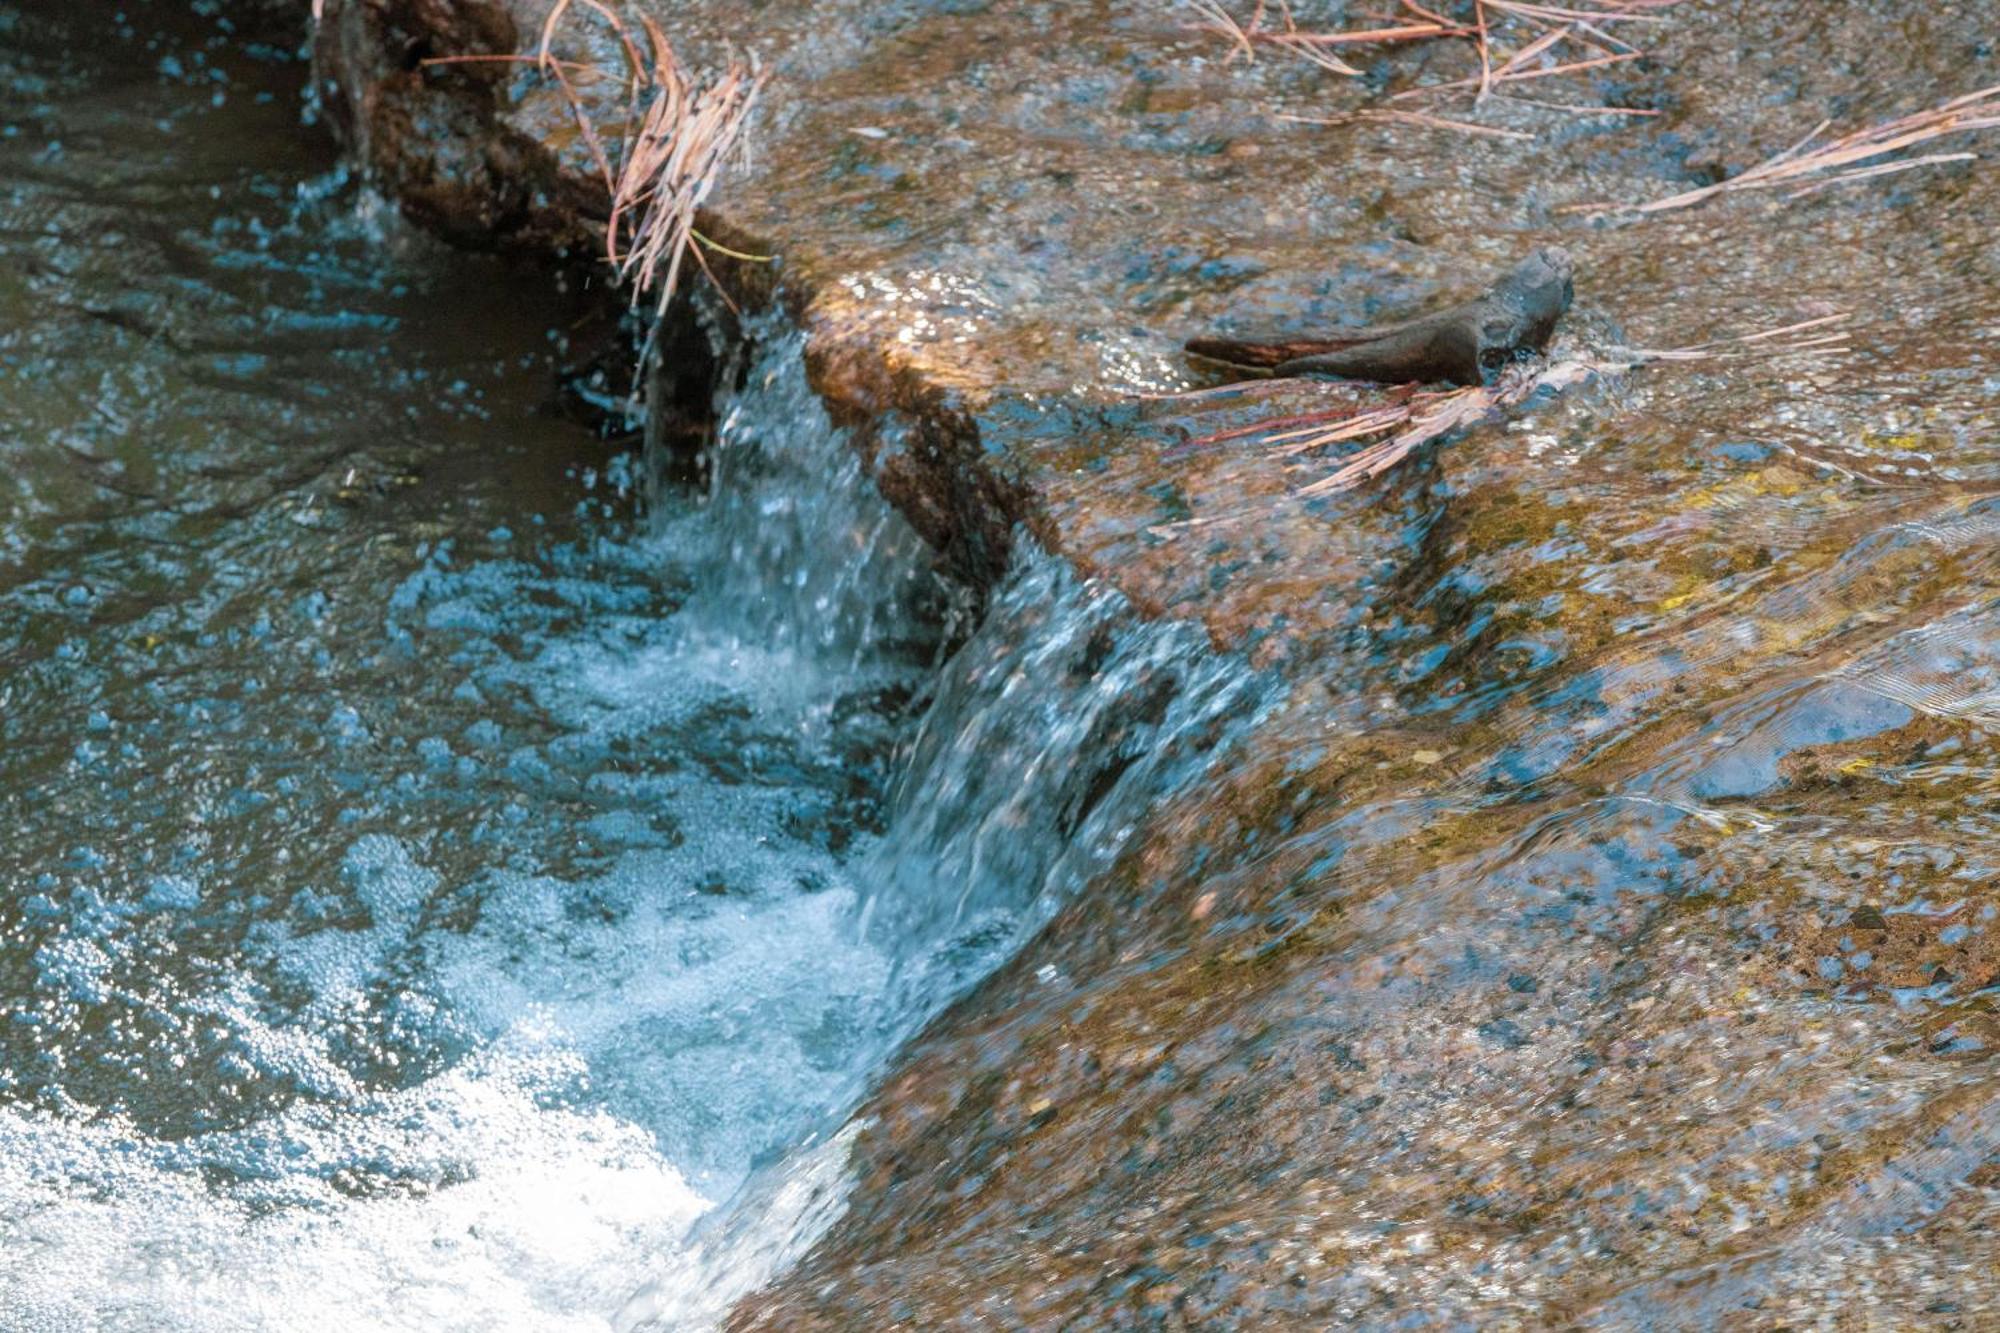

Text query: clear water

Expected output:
[0,4,1263,1327]
[0,323,929,1329]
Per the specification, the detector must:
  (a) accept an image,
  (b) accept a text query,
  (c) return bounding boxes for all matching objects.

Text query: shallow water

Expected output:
[18,0,2000,1326]
[649,0,2000,1320]
[0,3,1256,1325]
[0,1,900,1320]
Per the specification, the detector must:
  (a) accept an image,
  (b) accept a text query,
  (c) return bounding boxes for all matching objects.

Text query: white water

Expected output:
[1,312,1264,1329]
[0,9,1273,1322]
[1,332,926,1329]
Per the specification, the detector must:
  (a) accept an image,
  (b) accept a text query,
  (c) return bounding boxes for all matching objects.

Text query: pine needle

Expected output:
[1184,0,1472,77]
[1574,85,2000,215]
[1281,109,1538,140]
[1157,313,1851,514]
[1188,0,1680,119]
[527,5,767,316]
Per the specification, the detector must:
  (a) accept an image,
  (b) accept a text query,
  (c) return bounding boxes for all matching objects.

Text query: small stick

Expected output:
[1488,24,1570,84]
[1784,152,1977,198]
[1574,87,2000,215]
[1474,0,1494,102]
[1392,51,1643,100]
[1318,108,1539,140]
[1485,0,1675,24]
[1152,314,1851,507]
[1400,0,1455,24]
[1493,93,1660,116]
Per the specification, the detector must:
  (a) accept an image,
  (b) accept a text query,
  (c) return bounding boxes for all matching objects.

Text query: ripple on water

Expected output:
[0,6,1000,1324]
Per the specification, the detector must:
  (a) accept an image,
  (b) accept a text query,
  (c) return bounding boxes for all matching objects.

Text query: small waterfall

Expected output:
[674,321,1275,1043]
[620,329,1272,1328]
[861,551,1271,1005]
[656,317,953,671]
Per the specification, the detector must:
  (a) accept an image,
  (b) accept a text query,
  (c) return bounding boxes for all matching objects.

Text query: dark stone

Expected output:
[1184,248,1575,387]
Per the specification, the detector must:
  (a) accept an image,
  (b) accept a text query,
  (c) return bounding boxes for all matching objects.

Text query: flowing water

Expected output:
[0,3,1264,1326]
[18,0,2000,1327]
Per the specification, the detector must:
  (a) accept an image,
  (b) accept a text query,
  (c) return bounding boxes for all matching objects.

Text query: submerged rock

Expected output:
[314,0,2000,1323]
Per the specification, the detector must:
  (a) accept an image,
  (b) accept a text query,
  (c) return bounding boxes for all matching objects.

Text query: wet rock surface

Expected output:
[314,0,601,249]
[312,0,2000,1323]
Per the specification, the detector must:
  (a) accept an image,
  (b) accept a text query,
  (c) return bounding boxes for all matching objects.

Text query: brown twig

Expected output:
[1282,108,1537,140]
[1388,50,1643,100]
[1493,93,1660,117]
[1473,0,1493,101]
[1188,0,1679,118]
[1484,0,1673,24]
[1185,0,1473,76]
[1279,23,1475,45]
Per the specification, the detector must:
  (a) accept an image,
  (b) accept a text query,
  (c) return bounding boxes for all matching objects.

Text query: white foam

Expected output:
[5,326,1257,1333]
[2,333,931,1330]
[0,1039,707,1333]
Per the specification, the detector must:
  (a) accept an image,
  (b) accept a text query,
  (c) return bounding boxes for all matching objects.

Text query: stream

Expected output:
[13,0,2000,1327]
[0,3,1259,1326]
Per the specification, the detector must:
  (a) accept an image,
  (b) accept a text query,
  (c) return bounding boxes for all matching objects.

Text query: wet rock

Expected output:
[315,0,2000,1323]
[313,0,601,252]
